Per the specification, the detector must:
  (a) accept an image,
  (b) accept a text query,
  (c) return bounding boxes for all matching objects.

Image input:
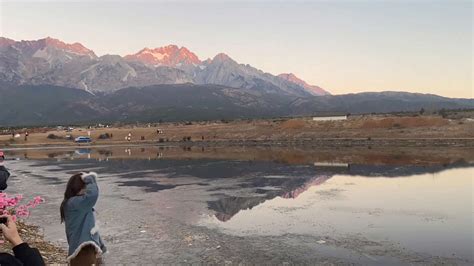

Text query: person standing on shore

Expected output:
[60,172,106,265]
[0,151,10,191]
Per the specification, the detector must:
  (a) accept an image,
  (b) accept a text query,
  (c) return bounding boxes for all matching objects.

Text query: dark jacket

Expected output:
[0,165,10,191]
[0,243,45,266]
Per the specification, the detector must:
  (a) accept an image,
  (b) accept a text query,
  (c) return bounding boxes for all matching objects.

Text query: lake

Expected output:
[3,145,473,265]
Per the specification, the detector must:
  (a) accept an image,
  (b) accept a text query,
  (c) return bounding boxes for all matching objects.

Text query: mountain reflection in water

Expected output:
[209,175,331,222]
[205,161,473,222]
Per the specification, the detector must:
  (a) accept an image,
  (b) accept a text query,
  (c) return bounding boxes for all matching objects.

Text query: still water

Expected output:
[3,146,473,265]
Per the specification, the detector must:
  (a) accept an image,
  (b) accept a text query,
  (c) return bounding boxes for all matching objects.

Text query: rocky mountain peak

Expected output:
[212,53,234,63]
[2,36,97,58]
[37,37,96,57]
[0,37,15,48]
[125,45,201,66]
[278,73,330,96]
[278,73,300,83]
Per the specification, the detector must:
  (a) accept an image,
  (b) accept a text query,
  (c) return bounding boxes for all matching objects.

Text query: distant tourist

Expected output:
[0,215,46,266]
[0,151,10,191]
[24,131,29,141]
[60,172,106,265]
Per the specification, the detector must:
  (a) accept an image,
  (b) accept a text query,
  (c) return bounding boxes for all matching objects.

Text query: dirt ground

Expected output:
[0,222,67,264]
[1,115,474,148]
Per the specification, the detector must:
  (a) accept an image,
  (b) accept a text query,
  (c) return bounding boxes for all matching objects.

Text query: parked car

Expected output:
[75,136,92,143]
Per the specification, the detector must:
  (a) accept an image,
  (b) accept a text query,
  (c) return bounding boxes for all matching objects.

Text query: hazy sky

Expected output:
[1,0,472,98]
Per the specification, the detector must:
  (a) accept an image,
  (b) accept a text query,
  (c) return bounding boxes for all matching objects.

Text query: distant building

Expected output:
[312,114,348,121]
[313,162,350,168]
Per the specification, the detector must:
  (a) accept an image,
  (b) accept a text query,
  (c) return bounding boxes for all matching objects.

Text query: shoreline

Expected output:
[3,144,473,169]
[2,137,474,150]
[1,115,473,149]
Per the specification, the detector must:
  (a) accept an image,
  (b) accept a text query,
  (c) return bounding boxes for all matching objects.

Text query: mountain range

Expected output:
[0,37,328,96]
[0,37,472,126]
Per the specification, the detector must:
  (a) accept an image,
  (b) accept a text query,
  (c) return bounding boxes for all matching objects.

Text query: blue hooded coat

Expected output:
[64,172,106,261]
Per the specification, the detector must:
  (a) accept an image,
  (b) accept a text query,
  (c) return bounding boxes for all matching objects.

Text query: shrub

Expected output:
[98,133,111,139]
[439,108,448,118]
[47,134,62,139]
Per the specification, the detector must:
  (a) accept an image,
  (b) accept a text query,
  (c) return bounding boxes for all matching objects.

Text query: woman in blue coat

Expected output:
[60,172,106,265]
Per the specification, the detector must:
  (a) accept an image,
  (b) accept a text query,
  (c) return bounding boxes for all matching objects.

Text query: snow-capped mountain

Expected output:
[75,55,191,92]
[278,73,329,96]
[0,37,328,96]
[125,45,201,67]
[0,36,96,58]
[0,37,190,92]
[195,53,312,96]
[0,37,97,85]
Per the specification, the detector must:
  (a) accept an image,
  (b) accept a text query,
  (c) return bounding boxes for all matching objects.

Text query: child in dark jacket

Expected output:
[0,151,10,191]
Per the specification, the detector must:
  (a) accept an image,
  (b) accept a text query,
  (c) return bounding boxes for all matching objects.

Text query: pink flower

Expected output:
[34,196,44,203]
[0,193,44,221]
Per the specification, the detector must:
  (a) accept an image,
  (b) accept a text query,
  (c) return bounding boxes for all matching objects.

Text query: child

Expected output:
[0,151,10,191]
[60,172,106,265]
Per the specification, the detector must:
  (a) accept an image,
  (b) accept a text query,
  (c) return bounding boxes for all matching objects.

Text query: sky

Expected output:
[0,0,472,98]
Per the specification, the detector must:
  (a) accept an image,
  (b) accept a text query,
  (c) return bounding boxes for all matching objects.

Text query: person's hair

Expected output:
[60,173,85,223]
